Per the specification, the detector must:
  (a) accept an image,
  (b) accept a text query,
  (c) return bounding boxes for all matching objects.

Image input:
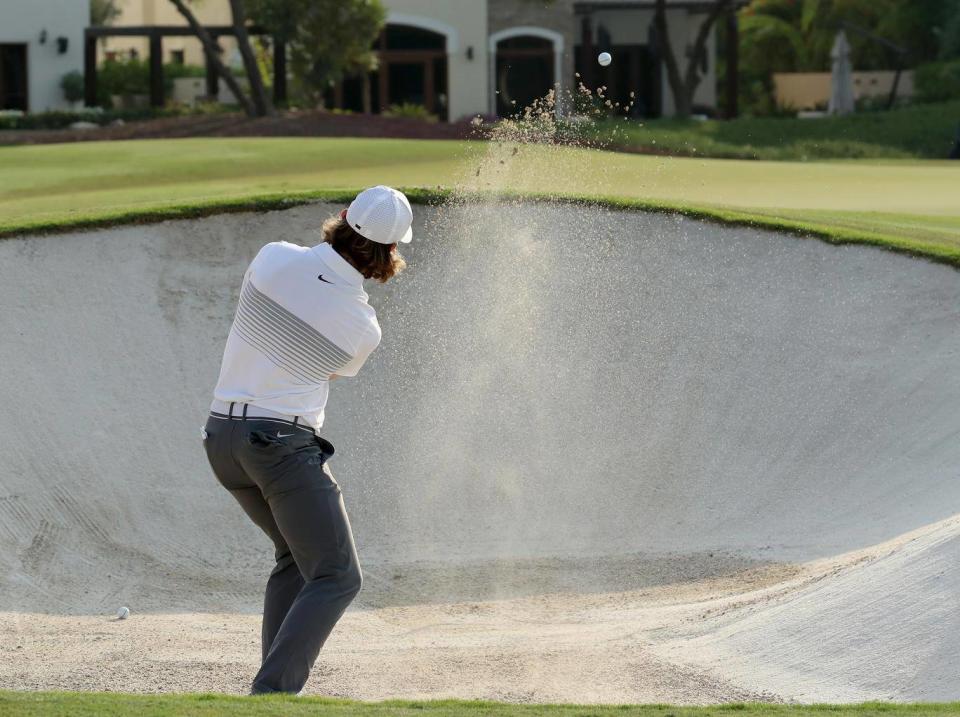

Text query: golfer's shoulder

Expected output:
[253,240,305,264]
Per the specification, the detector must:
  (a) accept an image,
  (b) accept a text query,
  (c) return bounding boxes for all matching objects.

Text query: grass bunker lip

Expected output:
[0,188,958,270]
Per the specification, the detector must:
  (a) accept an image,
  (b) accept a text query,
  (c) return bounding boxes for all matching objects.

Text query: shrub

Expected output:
[382,103,437,122]
[164,63,206,80]
[60,71,84,104]
[0,105,229,131]
[915,60,960,103]
[0,110,97,130]
[96,58,207,108]
[97,58,149,106]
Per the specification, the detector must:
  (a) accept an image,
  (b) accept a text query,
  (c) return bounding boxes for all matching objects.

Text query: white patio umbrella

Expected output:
[829,30,855,115]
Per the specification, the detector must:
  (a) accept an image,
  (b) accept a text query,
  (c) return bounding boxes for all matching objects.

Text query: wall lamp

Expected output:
[466,46,474,61]
[39,29,48,45]
[57,37,69,54]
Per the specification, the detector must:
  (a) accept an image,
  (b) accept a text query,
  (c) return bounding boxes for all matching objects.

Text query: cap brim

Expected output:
[399,225,413,244]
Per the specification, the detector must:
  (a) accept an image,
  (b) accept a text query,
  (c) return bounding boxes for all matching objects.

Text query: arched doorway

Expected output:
[490,27,564,117]
[336,23,449,121]
[379,24,448,119]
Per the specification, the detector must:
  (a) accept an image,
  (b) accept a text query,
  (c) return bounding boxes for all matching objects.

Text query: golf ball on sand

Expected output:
[598,52,612,67]
[117,606,130,620]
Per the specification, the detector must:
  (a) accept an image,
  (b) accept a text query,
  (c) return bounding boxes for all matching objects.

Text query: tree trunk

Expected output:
[683,0,734,93]
[654,0,733,119]
[168,0,257,117]
[227,0,275,117]
[673,92,693,118]
[654,0,689,118]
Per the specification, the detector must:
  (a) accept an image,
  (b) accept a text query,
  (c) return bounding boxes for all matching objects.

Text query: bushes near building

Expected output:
[914,61,960,103]
[93,58,207,108]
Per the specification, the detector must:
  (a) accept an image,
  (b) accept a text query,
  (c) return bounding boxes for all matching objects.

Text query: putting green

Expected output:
[0,137,956,265]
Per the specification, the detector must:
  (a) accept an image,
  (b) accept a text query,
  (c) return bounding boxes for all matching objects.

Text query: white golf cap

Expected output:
[345,185,413,245]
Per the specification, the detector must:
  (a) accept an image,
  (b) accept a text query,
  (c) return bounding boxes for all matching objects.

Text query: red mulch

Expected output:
[0,110,485,146]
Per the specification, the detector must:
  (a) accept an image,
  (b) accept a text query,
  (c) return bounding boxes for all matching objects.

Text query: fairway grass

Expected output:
[0,137,957,268]
[3,692,960,717]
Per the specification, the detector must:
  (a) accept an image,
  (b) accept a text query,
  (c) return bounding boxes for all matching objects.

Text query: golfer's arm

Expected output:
[329,374,339,381]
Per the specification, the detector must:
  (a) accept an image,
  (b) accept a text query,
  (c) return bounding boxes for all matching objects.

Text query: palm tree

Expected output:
[739,0,900,73]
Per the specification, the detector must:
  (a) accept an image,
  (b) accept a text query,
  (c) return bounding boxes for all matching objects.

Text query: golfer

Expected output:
[202,185,412,695]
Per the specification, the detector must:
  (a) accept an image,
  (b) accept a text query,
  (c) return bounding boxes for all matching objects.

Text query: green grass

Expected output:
[0,137,957,268]
[2,692,960,717]
[589,101,960,160]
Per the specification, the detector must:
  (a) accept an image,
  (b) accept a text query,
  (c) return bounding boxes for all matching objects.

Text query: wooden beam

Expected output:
[580,13,595,89]
[84,34,98,107]
[724,8,738,118]
[85,25,268,38]
[378,64,389,113]
[205,53,219,98]
[273,39,287,106]
[149,31,164,107]
[424,59,435,113]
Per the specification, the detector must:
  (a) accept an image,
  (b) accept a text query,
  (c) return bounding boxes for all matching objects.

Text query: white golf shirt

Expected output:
[212,241,381,430]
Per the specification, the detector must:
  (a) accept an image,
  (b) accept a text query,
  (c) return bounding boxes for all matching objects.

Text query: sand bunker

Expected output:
[0,203,957,702]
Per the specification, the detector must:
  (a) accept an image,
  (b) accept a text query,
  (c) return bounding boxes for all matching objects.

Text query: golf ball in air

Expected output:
[598,52,612,66]
[117,606,130,620]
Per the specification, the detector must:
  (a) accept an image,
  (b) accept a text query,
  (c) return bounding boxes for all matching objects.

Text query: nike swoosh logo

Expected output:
[277,433,295,438]
[317,274,333,284]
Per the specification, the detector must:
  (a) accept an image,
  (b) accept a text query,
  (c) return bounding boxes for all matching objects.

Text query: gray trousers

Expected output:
[202,408,362,695]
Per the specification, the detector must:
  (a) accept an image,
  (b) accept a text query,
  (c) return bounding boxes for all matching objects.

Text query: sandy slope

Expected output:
[655,515,960,702]
[0,203,957,701]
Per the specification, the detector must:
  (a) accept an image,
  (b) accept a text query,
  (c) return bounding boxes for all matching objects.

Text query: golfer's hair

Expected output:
[321,215,406,283]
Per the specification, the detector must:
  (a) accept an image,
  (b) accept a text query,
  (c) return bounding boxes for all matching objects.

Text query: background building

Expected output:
[95,0,731,120]
[333,0,730,120]
[574,1,722,117]
[0,0,85,112]
[101,0,238,67]
[336,0,490,122]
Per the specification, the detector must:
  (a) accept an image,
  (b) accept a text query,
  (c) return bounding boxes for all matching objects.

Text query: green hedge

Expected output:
[915,60,960,103]
[0,106,228,131]
[383,103,438,122]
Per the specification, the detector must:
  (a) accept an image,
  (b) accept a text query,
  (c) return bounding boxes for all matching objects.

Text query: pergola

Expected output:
[84,25,287,108]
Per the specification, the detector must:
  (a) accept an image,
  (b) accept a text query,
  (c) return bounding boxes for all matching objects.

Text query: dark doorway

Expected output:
[495,36,554,117]
[0,44,28,111]
[335,24,448,119]
[387,61,427,106]
[378,24,447,119]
